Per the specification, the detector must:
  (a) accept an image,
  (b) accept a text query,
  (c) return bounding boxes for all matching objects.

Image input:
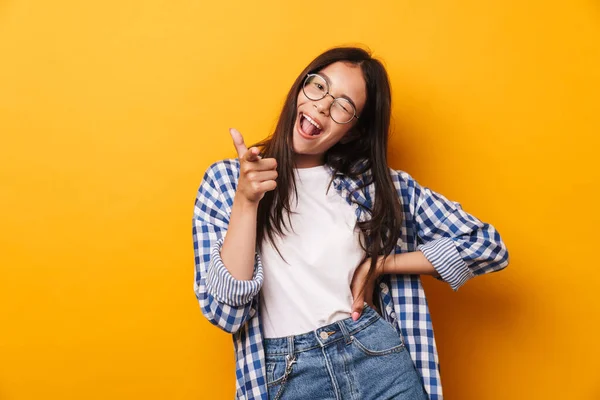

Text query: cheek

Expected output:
[296,93,308,108]
[323,125,352,147]
[333,125,353,139]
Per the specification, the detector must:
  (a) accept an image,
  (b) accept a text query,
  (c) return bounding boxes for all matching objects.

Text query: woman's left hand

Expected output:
[350,257,384,321]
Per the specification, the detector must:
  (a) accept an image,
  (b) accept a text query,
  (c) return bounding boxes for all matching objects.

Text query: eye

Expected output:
[334,101,351,114]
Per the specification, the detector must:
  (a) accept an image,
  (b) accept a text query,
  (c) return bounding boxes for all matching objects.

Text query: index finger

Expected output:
[244,147,261,162]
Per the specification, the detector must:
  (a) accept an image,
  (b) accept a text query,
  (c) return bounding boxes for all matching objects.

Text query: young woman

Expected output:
[193,47,509,400]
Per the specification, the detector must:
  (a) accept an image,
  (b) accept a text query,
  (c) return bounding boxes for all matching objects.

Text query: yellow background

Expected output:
[1,0,598,399]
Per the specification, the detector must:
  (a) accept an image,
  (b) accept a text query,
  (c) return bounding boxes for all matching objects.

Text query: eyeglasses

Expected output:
[302,73,359,124]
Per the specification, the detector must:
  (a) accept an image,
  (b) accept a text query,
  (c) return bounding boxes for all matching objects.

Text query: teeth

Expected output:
[303,114,321,129]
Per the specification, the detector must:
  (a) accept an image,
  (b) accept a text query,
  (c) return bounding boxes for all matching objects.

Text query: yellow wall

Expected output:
[1,1,598,399]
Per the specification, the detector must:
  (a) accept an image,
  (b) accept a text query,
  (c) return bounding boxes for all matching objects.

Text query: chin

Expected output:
[291,135,306,155]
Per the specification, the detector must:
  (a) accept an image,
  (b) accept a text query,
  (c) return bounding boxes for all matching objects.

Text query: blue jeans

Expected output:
[263,305,428,400]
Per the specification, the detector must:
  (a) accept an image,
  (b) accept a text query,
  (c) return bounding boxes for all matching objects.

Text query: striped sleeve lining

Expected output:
[418,237,474,291]
[205,237,264,307]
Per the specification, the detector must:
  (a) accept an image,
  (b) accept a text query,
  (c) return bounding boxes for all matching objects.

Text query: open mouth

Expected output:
[299,113,323,136]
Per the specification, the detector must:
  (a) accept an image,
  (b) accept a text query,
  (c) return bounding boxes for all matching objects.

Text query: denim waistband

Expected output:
[263,304,381,356]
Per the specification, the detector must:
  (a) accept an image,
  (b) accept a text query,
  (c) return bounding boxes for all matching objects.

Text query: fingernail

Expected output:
[352,312,360,321]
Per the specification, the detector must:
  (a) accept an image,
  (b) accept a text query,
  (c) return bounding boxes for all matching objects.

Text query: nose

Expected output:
[313,95,333,116]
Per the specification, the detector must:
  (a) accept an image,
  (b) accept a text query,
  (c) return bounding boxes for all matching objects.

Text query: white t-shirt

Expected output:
[259,165,365,338]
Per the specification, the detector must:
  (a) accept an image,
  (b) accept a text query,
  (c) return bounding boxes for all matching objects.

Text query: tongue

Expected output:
[301,117,321,136]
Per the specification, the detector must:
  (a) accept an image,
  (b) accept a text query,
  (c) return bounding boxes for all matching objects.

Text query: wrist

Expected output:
[233,195,259,213]
[375,255,387,277]
[379,254,400,276]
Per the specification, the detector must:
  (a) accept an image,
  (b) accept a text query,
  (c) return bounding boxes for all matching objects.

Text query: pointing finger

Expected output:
[245,147,261,162]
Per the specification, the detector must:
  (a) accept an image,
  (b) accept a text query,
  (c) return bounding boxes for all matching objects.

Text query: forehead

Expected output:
[319,62,366,111]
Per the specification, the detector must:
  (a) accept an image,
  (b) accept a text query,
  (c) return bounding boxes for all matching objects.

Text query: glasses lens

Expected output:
[303,74,328,100]
[330,98,356,124]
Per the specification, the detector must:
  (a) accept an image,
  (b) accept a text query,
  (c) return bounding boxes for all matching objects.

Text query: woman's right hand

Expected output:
[229,128,278,204]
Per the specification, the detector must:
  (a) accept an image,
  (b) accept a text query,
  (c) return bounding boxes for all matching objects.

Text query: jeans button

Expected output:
[319,331,329,340]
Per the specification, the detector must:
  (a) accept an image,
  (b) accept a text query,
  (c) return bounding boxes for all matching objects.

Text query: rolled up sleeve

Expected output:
[406,173,509,291]
[193,160,263,333]
[205,237,263,307]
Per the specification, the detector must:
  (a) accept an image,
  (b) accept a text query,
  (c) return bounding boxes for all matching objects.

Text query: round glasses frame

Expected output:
[302,73,360,124]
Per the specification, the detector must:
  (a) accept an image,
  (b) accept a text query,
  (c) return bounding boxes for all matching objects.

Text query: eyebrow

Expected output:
[319,72,358,110]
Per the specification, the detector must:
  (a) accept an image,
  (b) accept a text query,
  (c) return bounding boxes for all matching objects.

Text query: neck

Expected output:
[294,154,325,169]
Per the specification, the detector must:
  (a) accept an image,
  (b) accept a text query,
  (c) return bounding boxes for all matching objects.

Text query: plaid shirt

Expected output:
[193,159,509,400]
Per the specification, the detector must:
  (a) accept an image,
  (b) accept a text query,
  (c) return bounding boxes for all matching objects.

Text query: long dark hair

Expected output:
[254,46,402,296]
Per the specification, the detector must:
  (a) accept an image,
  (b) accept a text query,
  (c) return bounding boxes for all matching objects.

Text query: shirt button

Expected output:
[380,283,389,294]
[319,331,329,340]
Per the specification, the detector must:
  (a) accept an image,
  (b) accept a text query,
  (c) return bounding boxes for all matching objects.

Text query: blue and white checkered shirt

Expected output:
[193,159,509,400]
